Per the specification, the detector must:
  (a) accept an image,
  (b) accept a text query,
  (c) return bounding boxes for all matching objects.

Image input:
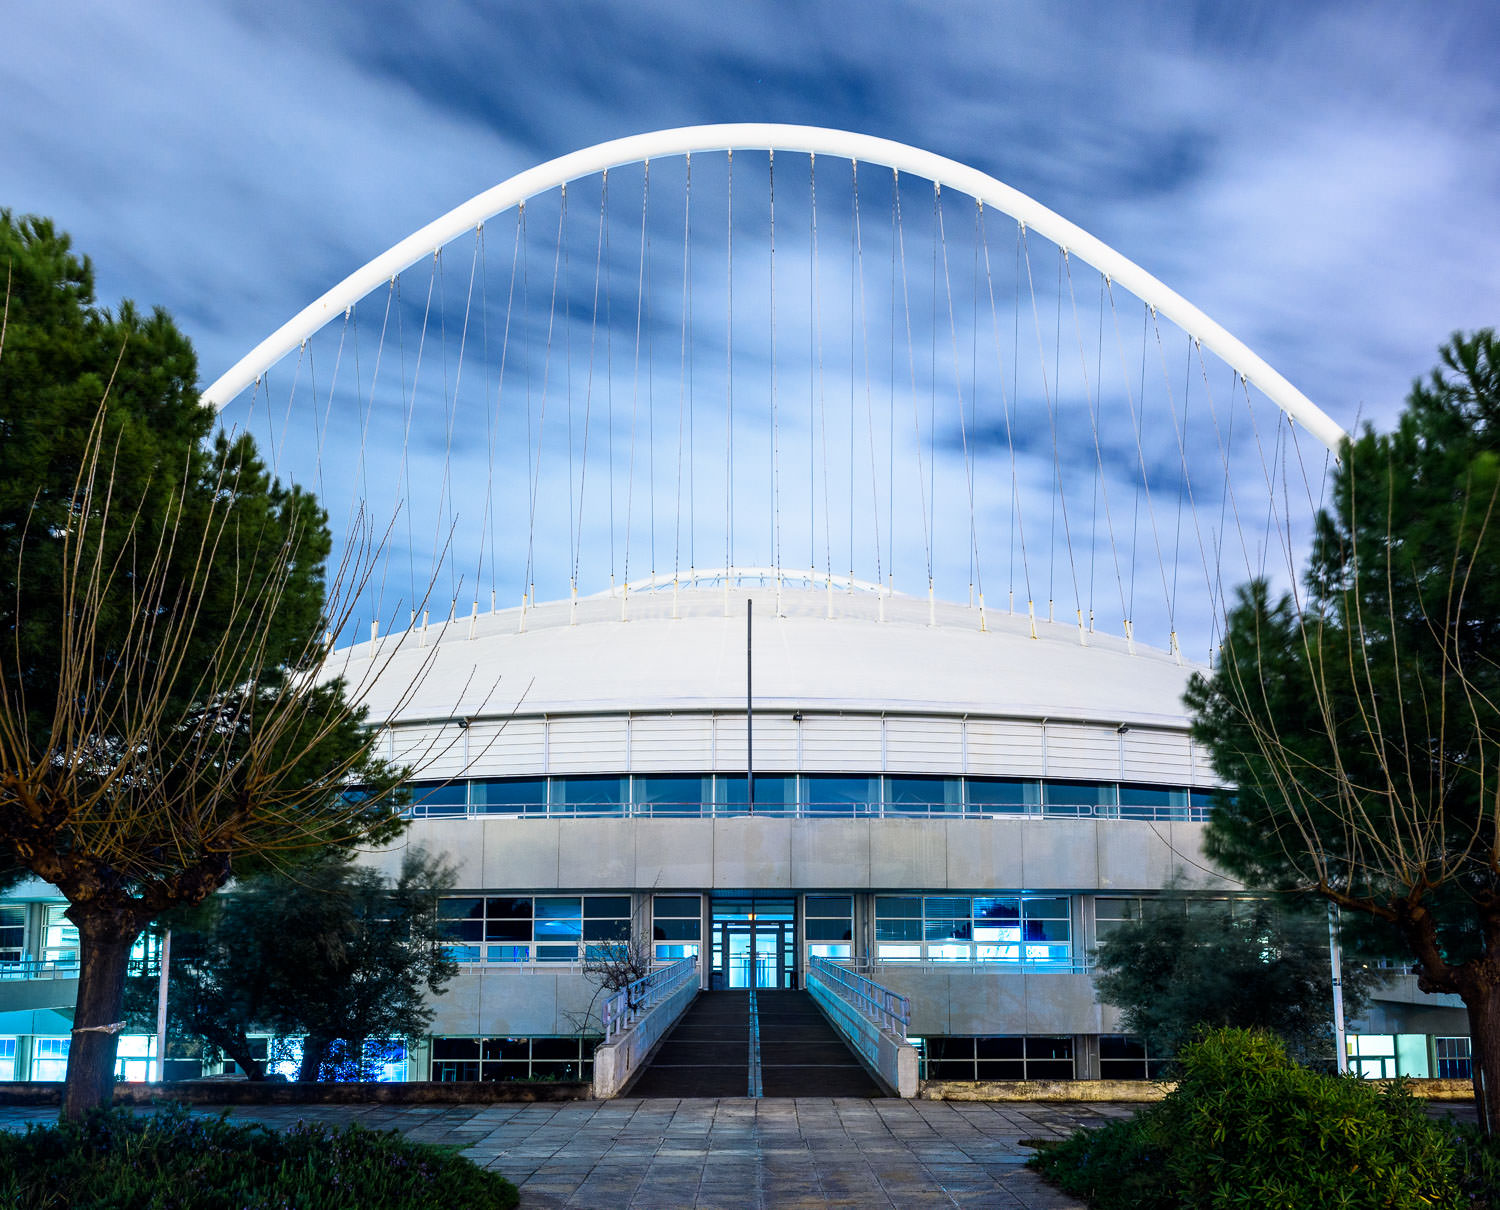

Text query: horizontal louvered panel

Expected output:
[964,719,1045,776]
[885,718,963,773]
[800,715,883,771]
[629,714,715,772]
[546,716,628,772]
[1044,723,1119,780]
[463,718,546,777]
[1120,728,1192,784]
[713,713,798,770]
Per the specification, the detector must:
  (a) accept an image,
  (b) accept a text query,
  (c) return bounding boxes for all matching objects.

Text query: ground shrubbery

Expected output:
[0,1105,519,1210]
[1029,1027,1495,1210]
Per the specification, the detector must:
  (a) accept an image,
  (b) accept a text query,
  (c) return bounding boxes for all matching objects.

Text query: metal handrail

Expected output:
[407,799,1210,823]
[0,956,158,981]
[600,955,698,1041]
[809,955,911,1038]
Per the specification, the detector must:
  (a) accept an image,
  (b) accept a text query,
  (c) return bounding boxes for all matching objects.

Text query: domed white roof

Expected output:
[330,585,1203,729]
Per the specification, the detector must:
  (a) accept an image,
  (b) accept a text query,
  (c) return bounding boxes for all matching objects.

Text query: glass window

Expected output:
[1437,1037,1472,1080]
[653,895,701,958]
[1093,897,1139,942]
[43,905,77,967]
[715,775,797,814]
[965,778,1039,814]
[34,1037,70,1081]
[550,776,626,815]
[801,775,879,816]
[805,895,853,944]
[874,895,1070,964]
[633,776,710,816]
[430,1036,599,1082]
[472,778,548,816]
[408,780,468,818]
[0,906,24,964]
[0,1037,15,1081]
[885,776,961,815]
[1118,785,1185,819]
[920,1035,1074,1081]
[1042,781,1116,813]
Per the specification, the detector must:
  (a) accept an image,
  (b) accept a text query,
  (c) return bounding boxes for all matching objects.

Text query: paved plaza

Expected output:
[0,1096,1130,1208]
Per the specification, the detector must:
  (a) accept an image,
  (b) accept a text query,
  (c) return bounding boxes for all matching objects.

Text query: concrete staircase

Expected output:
[627,989,885,1098]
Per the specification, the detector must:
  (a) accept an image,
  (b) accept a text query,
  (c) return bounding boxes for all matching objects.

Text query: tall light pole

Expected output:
[747,598,754,815]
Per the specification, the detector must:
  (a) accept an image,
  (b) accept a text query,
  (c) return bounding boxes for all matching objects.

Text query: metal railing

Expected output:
[407,799,1210,823]
[809,955,911,1038]
[0,956,158,982]
[600,955,699,1041]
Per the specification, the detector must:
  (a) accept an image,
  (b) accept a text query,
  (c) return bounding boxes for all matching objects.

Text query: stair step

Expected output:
[628,989,886,1099]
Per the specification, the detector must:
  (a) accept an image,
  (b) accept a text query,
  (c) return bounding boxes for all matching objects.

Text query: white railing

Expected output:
[600,955,699,1041]
[809,955,910,1038]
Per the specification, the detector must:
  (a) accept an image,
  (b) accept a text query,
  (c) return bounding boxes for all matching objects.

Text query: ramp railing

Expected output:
[807,956,919,1097]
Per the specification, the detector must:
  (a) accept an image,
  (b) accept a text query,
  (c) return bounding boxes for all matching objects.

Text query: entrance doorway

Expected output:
[710,896,795,989]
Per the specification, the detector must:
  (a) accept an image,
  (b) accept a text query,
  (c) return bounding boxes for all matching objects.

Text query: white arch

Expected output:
[201,123,1346,452]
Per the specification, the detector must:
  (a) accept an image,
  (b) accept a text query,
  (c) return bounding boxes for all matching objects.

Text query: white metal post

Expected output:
[154,929,171,1083]
[1328,903,1348,1074]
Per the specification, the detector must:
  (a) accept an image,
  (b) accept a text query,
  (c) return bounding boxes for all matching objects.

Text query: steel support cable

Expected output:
[572,174,609,600]
[725,151,734,582]
[928,185,938,595]
[935,192,986,625]
[1020,229,1082,630]
[523,191,567,610]
[1063,252,1128,637]
[268,334,307,479]
[769,149,782,602]
[403,259,439,617]
[487,210,523,611]
[563,188,575,601]
[851,161,882,590]
[808,154,817,573]
[1104,279,1171,646]
[440,231,483,608]
[1146,309,1219,658]
[674,160,692,584]
[344,280,397,605]
[310,306,351,501]
[435,241,455,601]
[977,207,1031,609]
[604,188,617,589]
[622,164,651,601]
[1189,339,1255,607]
[476,220,493,610]
[892,171,935,595]
[816,155,840,581]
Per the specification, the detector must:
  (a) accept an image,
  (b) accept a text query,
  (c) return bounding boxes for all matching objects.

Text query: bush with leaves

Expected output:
[1029,1027,1462,1210]
[0,1104,519,1210]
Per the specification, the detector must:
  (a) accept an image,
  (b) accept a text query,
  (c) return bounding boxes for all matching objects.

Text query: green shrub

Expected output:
[0,1104,520,1210]
[1030,1027,1463,1210]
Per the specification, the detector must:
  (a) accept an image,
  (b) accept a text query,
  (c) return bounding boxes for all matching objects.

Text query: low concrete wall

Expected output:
[0,1080,591,1106]
[920,1076,1477,1102]
[807,974,918,1098]
[591,976,700,1098]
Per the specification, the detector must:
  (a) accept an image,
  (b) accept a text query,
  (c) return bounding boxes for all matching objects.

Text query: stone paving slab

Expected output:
[0,1096,1111,1207]
[2,1095,1475,1208]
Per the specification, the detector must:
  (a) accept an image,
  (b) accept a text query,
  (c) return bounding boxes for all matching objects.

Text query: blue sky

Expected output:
[5,0,1499,652]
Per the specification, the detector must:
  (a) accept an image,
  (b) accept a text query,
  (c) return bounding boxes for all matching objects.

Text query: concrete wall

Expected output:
[363,816,1236,894]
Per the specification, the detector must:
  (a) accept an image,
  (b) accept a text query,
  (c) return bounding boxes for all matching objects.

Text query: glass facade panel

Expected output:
[43,905,77,966]
[472,778,548,815]
[886,776,962,815]
[653,894,702,961]
[716,775,798,814]
[1042,781,1116,811]
[874,896,1071,964]
[633,775,710,816]
[918,1035,1074,1080]
[0,1038,15,1081]
[551,776,626,814]
[439,896,629,963]
[0,906,23,964]
[1437,1037,1473,1079]
[801,775,878,815]
[964,779,1039,813]
[432,1036,598,1082]
[409,780,468,817]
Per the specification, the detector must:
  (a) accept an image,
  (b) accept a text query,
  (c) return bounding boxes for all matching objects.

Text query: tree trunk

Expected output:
[63,909,144,1121]
[208,1028,266,1081]
[1462,983,1500,1136]
[298,1033,329,1082]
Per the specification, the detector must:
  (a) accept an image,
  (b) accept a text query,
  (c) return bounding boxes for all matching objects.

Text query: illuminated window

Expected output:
[875,895,1070,964]
[805,895,854,959]
[652,895,701,961]
[439,895,631,963]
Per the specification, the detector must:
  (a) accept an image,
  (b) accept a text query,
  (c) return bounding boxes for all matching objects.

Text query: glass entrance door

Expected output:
[710,896,795,988]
